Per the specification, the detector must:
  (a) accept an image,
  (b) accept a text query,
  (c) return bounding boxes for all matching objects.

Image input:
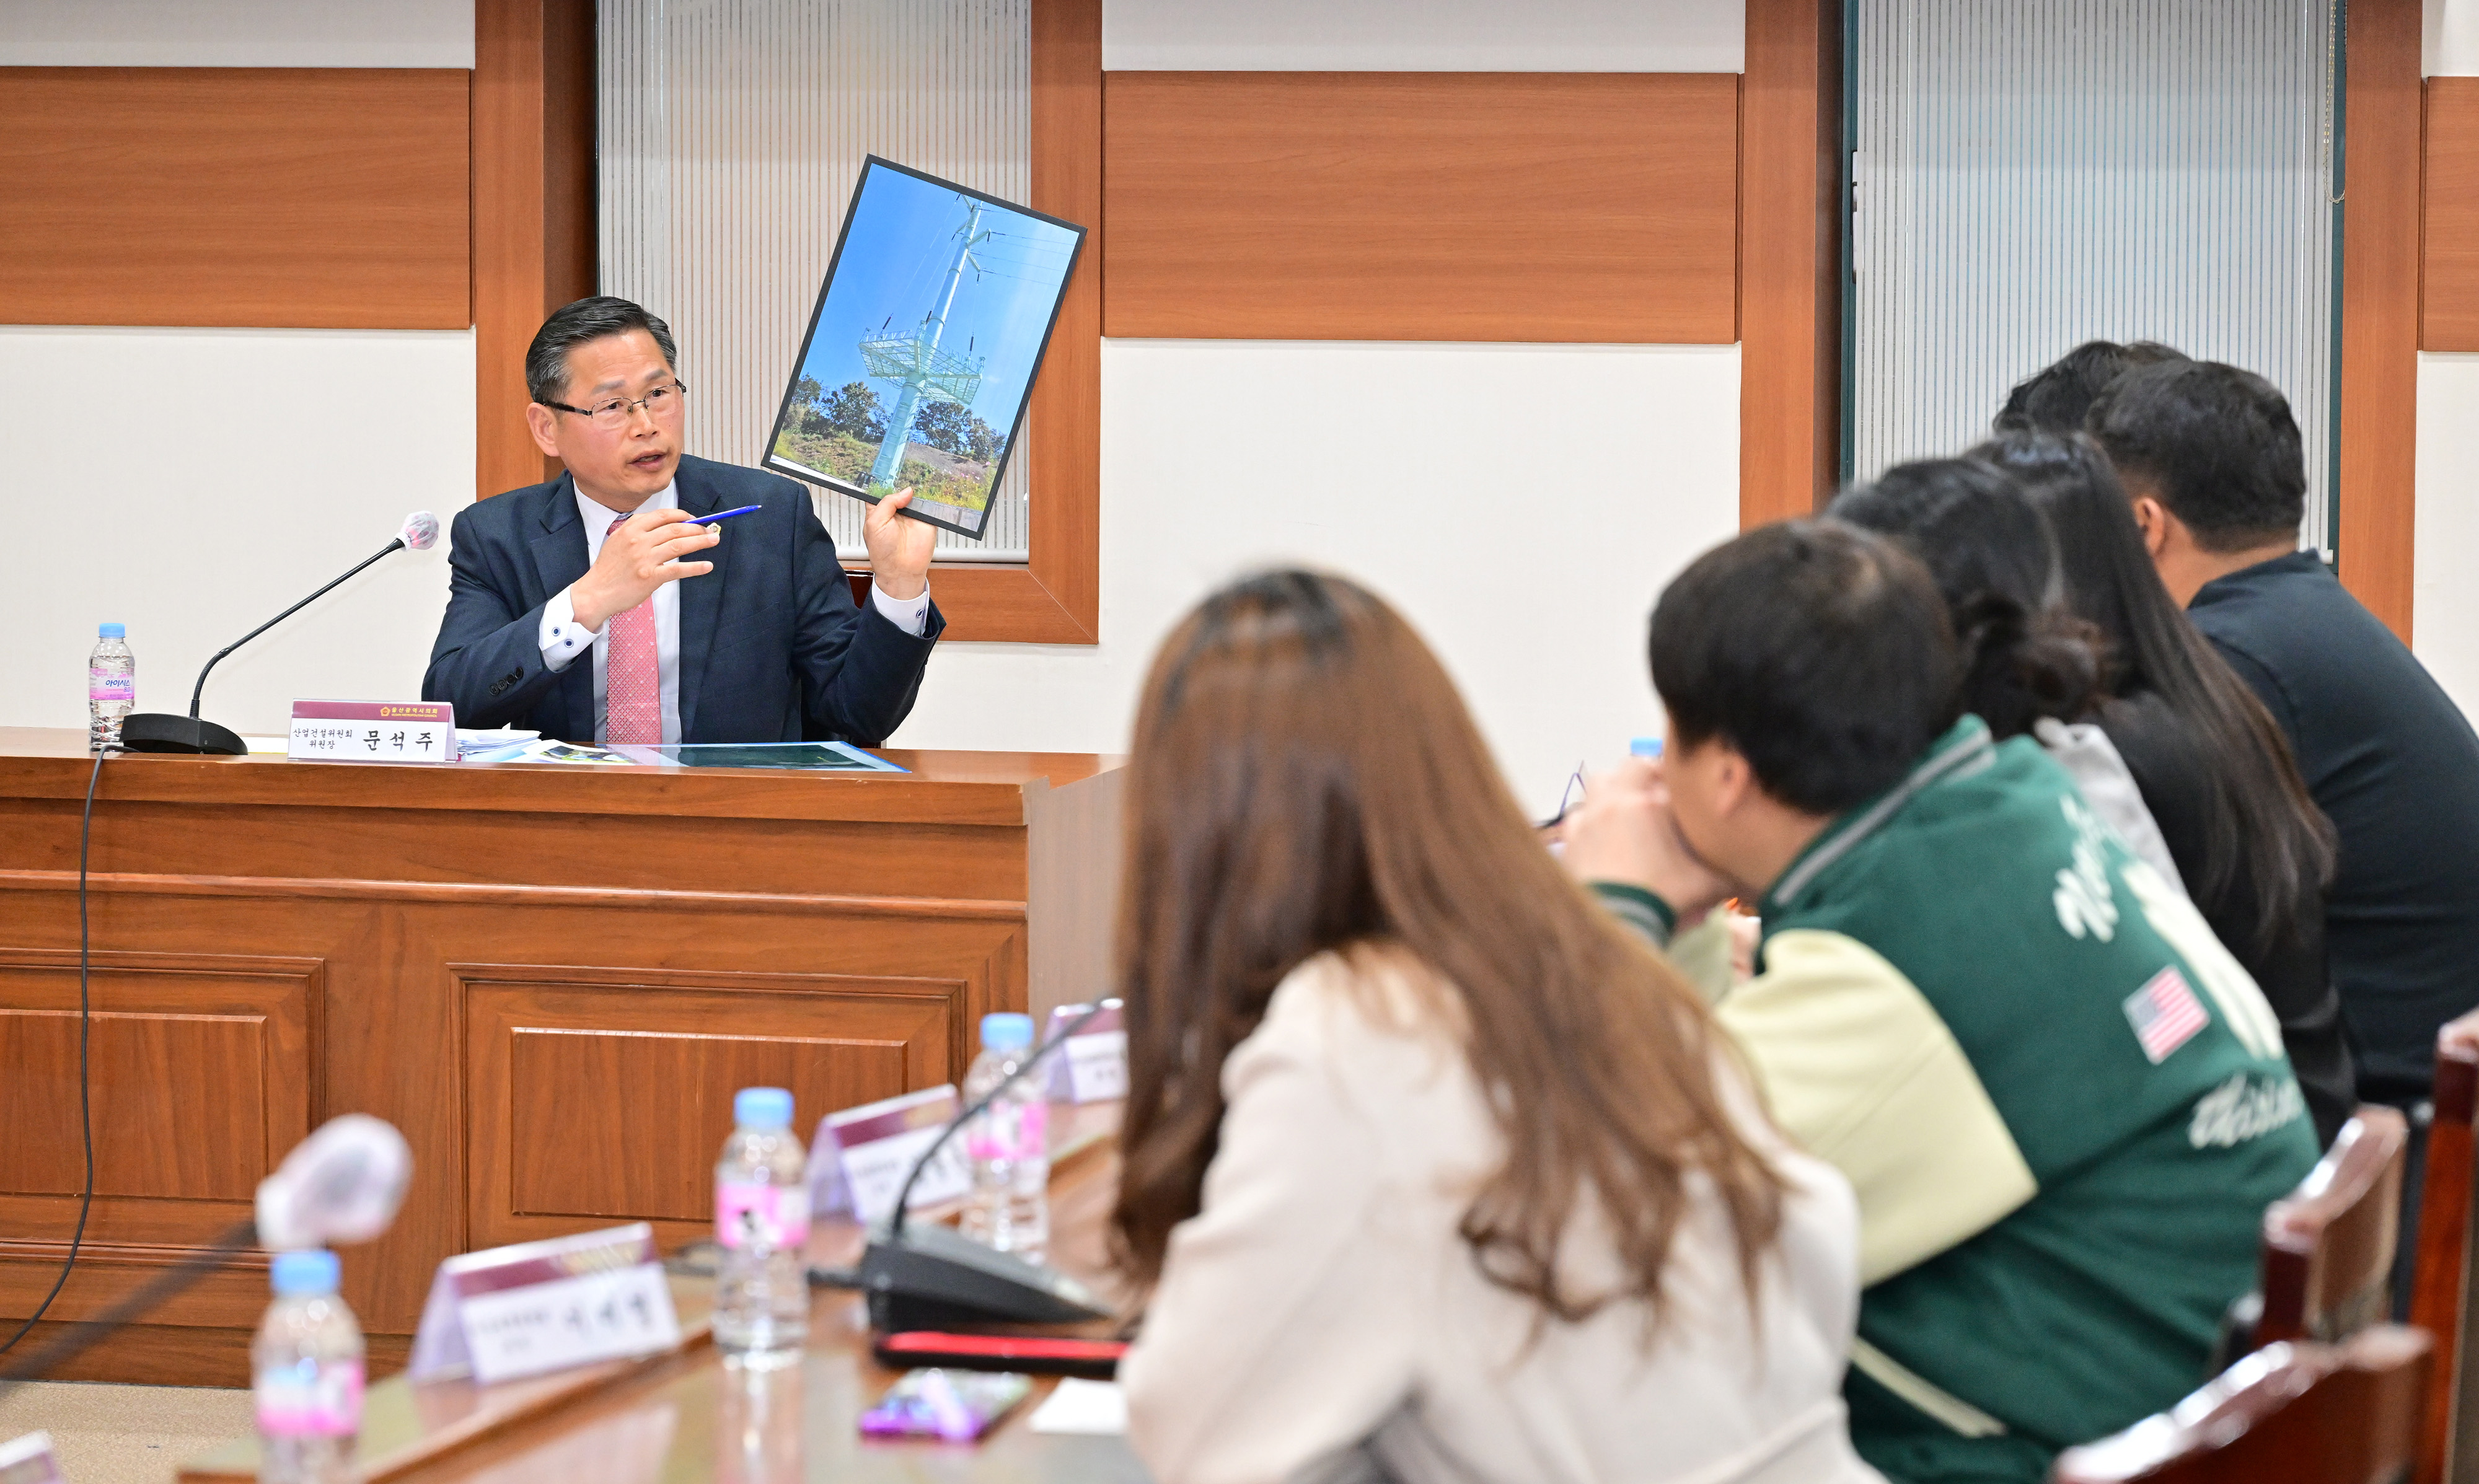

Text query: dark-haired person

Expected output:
[1829,458,2183,890]
[1991,338,2186,435]
[1564,522,2316,1484]
[2089,360,2479,1116]
[1113,572,1880,1484]
[425,296,941,744]
[1979,430,2353,1146]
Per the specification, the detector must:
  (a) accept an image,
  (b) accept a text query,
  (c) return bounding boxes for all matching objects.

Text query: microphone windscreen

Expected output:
[255,1113,414,1250]
[400,511,441,551]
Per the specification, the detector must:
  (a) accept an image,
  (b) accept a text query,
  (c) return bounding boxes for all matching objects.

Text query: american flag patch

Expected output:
[2123,967,2209,1064]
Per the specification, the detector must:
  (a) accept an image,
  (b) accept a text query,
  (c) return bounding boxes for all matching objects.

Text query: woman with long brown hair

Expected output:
[1112,571,1877,1484]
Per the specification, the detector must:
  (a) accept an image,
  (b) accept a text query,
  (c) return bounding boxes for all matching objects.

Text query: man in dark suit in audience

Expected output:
[425,296,943,745]
[2087,360,2479,1116]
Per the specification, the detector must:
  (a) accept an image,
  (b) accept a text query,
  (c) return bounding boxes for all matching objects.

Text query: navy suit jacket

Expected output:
[423,456,941,745]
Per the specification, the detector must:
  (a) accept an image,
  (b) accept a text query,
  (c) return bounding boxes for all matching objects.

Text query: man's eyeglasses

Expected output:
[543,380,689,430]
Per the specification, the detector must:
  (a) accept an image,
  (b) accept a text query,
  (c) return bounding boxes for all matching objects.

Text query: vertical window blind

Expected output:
[600,0,1034,561]
[1848,0,2340,553]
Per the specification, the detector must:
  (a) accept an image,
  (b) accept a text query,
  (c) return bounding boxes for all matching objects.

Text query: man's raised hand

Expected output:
[570,503,721,631]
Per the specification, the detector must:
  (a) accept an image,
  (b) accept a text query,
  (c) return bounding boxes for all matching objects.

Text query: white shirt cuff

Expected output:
[539,587,599,672]
[870,581,932,638]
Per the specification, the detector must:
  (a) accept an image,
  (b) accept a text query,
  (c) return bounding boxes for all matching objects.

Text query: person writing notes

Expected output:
[1111,571,1880,1484]
[425,297,941,745]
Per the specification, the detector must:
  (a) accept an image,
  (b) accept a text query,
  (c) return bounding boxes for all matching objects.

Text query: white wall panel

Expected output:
[1851,0,2340,555]
[0,0,474,68]
[2431,0,2479,73]
[599,0,1034,561]
[2417,353,2479,720]
[1101,0,1743,72]
[0,328,475,738]
[886,340,1743,819]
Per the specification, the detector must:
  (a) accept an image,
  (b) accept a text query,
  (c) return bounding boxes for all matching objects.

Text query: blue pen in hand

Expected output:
[685,504,764,525]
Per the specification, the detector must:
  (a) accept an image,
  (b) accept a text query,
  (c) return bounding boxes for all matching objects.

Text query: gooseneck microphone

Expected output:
[858,1006,1113,1330]
[0,1115,412,1392]
[121,512,443,756]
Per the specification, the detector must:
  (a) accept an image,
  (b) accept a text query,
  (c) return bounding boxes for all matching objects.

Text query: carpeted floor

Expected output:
[0,1382,252,1484]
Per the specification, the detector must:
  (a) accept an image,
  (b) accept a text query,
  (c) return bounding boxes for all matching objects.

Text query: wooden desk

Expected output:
[178,1105,1147,1483]
[0,730,1124,1385]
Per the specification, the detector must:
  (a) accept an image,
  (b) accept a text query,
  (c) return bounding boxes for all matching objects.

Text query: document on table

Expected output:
[1028,1378,1127,1435]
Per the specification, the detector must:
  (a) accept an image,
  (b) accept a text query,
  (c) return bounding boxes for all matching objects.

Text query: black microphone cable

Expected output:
[0,746,110,1359]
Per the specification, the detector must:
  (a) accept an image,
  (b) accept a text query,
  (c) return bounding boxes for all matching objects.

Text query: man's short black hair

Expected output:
[526,296,680,407]
[1992,339,2187,434]
[1651,521,1962,815]
[2086,359,2305,551]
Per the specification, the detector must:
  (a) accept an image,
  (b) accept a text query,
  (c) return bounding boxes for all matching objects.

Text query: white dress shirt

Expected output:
[537,483,930,744]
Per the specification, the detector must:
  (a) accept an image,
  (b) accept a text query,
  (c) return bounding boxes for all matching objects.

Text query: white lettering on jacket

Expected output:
[2053,797,2121,942]
[2188,1073,2306,1149]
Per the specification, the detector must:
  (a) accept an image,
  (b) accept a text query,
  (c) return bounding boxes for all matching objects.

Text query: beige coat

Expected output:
[1120,951,1883,1484]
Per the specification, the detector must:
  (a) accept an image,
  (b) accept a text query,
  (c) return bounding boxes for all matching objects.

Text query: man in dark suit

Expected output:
[426,297,941,745]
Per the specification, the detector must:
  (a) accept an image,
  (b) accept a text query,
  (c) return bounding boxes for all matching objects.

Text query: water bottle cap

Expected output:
[97,623,125,638]
[270,1248,340,1296]
[980,1012,1034,1051]
[1629,736,1664,759]
[733,1086,793,1130]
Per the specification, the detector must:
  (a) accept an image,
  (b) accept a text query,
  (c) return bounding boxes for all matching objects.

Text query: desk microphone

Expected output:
[0,1115,413,1391]
[858,1007,1115,1330]
[121,511,443,756]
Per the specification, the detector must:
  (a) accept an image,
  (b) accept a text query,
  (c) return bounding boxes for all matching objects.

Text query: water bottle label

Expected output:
[964,1098,1049,1162]
[255,1357,363,1438]
[716,1182,810,1250]
[87,669,133,703]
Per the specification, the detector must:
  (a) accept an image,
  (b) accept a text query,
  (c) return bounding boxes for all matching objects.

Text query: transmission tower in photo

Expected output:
[860,198,991,491]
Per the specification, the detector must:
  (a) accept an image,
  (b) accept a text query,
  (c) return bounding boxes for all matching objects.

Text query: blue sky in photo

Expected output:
[789,164,1080,444]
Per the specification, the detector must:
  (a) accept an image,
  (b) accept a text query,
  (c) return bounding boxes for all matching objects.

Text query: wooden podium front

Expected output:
[0,729,1122,1385]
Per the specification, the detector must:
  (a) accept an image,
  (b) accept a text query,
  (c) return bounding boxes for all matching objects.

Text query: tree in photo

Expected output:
[913,400,1002,463]
[819,381,886,442]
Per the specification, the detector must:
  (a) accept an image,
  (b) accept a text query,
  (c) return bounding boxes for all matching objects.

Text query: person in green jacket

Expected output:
[1562,520,2318,1484]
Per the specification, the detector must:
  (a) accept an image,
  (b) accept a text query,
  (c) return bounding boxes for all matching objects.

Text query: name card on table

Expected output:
[289,700,455,765]
[0,1431,66,1484]
[407,1223,681,1386]
[809,1084,971,1227]
[1046,1000,1129,1104]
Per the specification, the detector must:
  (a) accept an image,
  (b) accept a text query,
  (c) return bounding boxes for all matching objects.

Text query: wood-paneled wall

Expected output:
[2427,77,2479,354]
[0,68,470,330]
[2338,0,2422,642]
[1100,71,1740,345]
[1739,0,1843,527]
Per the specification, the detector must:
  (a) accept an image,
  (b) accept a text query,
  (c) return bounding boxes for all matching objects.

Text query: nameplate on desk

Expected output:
[288,700,455,765]
[810,1084,970,1226]
[407,1223,680,1386]
[1046,1001,1129,1104]
[0,1430,66,1484]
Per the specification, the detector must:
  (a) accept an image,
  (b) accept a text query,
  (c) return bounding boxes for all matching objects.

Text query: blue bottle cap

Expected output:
[1629,737,1665,759]
[734,1086,793,1130]
[270,1249,340,1297]
[97,623,125,638]
[980,1012,1035,1052]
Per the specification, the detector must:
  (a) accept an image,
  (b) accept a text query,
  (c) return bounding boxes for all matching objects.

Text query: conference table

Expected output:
[175,1100,1150,1483]
[0,729,1124,1387]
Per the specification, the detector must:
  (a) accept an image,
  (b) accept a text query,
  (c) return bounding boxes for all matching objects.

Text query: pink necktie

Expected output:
[604,514,662,744]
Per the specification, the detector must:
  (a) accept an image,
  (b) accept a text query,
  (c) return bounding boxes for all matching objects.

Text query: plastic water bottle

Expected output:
[252,1249,363,1484]
[960,1012,1050,1260]
[88,623,133,751]
[715,1086,809,1366]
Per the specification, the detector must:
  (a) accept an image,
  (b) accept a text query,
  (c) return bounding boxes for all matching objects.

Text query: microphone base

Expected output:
[118,713,247,757]
[859,1223,1113,1328]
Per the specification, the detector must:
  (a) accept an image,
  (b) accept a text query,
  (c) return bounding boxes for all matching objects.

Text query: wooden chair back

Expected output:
[2411,1011,2479,1484]
[2050,1324,2433,1484]
[2258,1105,2410,1346]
